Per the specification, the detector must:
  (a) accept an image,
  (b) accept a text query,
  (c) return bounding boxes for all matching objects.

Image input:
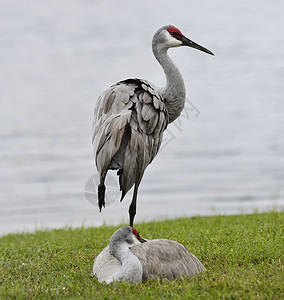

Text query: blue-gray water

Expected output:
[1,0,283,235]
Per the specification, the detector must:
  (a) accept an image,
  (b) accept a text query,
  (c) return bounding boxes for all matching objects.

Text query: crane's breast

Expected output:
[93,245,121,283]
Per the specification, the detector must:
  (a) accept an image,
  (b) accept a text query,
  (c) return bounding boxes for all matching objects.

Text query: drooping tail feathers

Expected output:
[98,183,106,212]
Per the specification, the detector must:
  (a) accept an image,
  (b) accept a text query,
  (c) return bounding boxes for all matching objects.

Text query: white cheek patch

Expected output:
[164,30,183,47]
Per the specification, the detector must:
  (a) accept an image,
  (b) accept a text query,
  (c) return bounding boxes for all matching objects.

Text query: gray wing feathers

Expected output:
[131,239,205,280]
[93,79,168,194]
[93,111,131,172]
[141,103,156,121]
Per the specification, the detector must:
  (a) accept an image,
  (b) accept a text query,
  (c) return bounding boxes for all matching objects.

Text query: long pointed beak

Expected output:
[139,237,147,243]
[181,35,214,56]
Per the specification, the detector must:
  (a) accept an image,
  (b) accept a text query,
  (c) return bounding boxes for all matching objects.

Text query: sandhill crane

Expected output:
[93,25,214,226]
[93,226,205,283]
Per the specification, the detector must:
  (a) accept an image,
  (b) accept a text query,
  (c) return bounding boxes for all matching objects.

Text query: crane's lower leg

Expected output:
[129,182,140,227]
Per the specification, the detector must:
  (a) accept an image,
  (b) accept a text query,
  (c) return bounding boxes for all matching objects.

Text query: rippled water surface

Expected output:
[1,0,283,235]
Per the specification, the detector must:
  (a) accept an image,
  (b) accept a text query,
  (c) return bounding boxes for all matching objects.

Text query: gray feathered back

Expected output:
[131,239,205,280]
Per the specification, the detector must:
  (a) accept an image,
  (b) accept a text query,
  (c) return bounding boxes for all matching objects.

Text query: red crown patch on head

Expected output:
[132,228,139,236]
[167,26,183,40]
[132,228,141,240]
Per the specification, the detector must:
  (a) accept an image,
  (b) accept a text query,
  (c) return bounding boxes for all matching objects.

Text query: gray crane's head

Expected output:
[153,25,214,55]
[109,226,146,254]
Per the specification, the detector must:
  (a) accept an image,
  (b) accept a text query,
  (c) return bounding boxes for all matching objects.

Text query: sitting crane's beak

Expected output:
[181,35,214,56]
[139,237,147,243]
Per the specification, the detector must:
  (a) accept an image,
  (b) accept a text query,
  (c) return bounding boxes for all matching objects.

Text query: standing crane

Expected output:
[93,25,214,227]
[93,226,205,283]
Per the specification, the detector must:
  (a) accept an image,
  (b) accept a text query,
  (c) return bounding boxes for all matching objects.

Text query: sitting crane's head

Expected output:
[153,25,214,55]
[109,226,146,255]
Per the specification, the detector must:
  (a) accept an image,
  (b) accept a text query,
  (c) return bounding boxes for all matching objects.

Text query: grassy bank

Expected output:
[0,211,283,299]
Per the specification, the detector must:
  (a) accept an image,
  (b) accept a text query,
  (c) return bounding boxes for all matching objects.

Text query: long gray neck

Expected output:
[153,46,186,123]
[109,243,142,283]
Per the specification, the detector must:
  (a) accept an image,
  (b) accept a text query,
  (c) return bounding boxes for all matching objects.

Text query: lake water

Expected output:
[1,0,283,236]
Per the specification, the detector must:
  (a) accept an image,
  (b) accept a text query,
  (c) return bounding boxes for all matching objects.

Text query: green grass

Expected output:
[0,211,283,299]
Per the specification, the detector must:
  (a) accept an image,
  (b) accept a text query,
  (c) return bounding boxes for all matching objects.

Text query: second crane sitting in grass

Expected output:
[92,25,214,227]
